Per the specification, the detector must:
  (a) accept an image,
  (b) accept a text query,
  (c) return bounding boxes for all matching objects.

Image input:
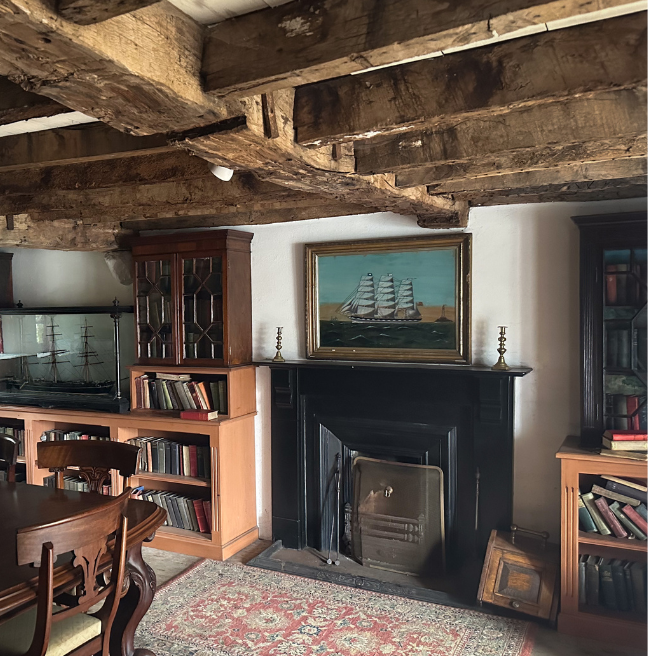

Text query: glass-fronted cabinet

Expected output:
[574,212,647,447]
[132,230,252,367]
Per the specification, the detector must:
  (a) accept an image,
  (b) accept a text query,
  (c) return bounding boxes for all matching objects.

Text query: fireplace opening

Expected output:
[351,458,445,576]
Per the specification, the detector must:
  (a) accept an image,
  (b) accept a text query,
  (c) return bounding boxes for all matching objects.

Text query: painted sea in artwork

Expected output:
[318,248,457,350]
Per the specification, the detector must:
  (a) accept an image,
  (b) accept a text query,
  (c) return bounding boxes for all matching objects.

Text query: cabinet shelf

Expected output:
[578,530,647,554]
[578,604,646,624]
[132,472,211,488]
[158,525,212,542]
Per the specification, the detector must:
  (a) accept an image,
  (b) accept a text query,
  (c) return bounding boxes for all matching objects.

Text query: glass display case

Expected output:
[574,212,647,447]
[0,303,134,413]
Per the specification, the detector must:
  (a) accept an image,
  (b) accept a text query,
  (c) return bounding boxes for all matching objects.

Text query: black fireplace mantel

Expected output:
[261,359,532,568]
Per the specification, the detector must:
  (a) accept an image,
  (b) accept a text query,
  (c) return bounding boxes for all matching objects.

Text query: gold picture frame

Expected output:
[306,234,471,363]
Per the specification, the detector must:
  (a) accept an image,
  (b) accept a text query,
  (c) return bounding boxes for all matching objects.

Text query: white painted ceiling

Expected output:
[166,0,292,25]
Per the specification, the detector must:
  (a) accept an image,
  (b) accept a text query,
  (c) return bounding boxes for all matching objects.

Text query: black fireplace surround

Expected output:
[266,360,531,592]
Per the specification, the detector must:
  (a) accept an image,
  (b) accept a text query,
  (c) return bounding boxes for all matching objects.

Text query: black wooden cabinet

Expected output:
[573,212,647,447]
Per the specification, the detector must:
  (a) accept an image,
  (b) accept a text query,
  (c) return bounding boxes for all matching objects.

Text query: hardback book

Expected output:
[636,503,647,521]
[582,492,612,535]
[614,394,629,430]
[209,382,220,412]
[218,380,227,414]
[626,395,641,431]
[186,382,204,410]
[594,497,628,538]
[603,430,648,441]
[590,484,640,507]
[585,555,600,606]
[630,562,647,613]
[176,496,194,532]
[599,449,647,461]
[164,441,171,474]
[611,559,631,612]
[203,500,212,532]
[189,445,198,478]
[193,499,209,533]
[603,476,648,493]
[609,501,647,540]
[181,382,197,410]
[605,264,618,304]
[622,504,648,534]
[599,559,618,610]
[185,498,200,532]
[182,445,191,478]
[180,410,219,421]
[623,561,635,612]
[578,554,587,603]
[156,373,192,382]
[167,494,185,530]
[601,437,647,451]
[617,331,630,369]
[196,381,212,411]
[156,380,168,410]
[616,264,629,305]
[173,381,193,410]
[578,492,598,532]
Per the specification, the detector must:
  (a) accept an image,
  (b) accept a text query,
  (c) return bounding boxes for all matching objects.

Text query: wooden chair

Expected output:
[0,489,130,656]
[0,434,18,482]
[37,440,140,493]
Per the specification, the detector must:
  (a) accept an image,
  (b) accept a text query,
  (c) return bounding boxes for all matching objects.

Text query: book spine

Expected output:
[627,395,640,431]
[605,265,617,304]
[189,445,198,478]
[636,503,648,521]
[585,557,600,606]
[193,499,209,533]
[599,561,618,610]
[606,481,648,504]
[594,497,627,538]
[631,564,647,613]
[622,505,648,534]
[590,484,640,506]
[602,437,648,451]
[578,495,598,532]
[611,561,631,612]
[582,493,612,535]
[609,502,647,540]
[203,500,212,532]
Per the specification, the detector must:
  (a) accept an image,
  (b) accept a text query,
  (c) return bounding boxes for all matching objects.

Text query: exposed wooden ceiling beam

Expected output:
[0,123,173,172]
[0,150,370,224]
[203,0,644,98]
[0,77,69,127]
[352,88,646,183]
[181,90,468,227]
[57,0,160,25]
[294,13,646,147]
[0,0,240,135]
[0,213,129,250]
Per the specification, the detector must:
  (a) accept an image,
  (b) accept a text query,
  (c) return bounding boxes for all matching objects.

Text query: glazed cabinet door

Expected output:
[179,253,225,365]
[134,255,178,364]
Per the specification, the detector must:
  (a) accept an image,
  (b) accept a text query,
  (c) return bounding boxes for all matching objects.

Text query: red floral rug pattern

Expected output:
[136,560,535,656]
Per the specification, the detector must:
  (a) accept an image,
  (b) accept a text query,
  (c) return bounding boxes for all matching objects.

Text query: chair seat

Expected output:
[0,604,102,656]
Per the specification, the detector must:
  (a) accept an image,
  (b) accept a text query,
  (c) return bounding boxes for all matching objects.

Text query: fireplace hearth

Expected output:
[255,360,531,606]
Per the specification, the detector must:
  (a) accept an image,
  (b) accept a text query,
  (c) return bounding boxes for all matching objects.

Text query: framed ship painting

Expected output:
[306,234,471,363]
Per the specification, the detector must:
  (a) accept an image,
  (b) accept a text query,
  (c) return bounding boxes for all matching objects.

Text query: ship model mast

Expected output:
[75,319,103,383]
[42,317,69,383]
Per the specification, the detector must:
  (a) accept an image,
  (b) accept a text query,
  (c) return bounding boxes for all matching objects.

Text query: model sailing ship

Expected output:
[339,273,422,323]
[15,318,113,394]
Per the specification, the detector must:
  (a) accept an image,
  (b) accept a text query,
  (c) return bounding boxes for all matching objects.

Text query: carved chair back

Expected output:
[0,434,18,483]
[37,440,140,493]
[16,489,130,656]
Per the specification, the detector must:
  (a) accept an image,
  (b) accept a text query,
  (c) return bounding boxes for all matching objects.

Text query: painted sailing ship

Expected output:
[20,318,114,394]
[339,273,423,324]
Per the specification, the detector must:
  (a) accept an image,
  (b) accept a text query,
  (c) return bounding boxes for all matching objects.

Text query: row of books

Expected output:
[0,469,26,482]
[605,329,632,369]
[605,262,647,307]
[126,437,211,480]
[579,477,647,539]
[40,430,110,442]
[134,373,227,414]
[580,555,646,614]
[43,473,111,495]
[0,426,24,457]
[133,487,211,534]
[604,396,647,432]
[600,429,647,462]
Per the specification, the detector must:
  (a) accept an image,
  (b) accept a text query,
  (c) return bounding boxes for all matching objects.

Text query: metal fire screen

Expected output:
[352,457,445,576]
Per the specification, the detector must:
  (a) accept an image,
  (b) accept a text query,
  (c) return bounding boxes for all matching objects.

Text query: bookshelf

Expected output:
[557,436,647,649]
[0,394,258,560]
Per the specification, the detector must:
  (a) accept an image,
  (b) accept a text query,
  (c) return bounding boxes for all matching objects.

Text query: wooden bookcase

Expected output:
[0,394,258,561]
[557,436,647,649]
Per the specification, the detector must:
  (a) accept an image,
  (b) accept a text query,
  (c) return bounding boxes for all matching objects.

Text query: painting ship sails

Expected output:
[339,273,423,323]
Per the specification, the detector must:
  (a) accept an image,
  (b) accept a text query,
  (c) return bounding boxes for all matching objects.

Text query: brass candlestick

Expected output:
[272,327,285,362]
[491,326,511,371]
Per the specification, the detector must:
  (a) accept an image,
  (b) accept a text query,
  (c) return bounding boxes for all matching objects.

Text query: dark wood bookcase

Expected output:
[130,230,253,367]
[573,212,647,448]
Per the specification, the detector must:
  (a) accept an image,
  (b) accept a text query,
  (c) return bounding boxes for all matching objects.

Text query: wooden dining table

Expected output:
[0,481,167,656]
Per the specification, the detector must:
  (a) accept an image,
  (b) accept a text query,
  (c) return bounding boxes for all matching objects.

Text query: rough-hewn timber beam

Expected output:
[294,14,646,146]
[57,0,160,25]
[0,123,173,172]
[0,0,240,135]
[448,176,647,206]
[0,150,370,223]
[0,213,129,250]
[0,76,69,127]
[352,88,647,182]
[181,91,468,227]
[429,158,647,194]
[203,0,645,98]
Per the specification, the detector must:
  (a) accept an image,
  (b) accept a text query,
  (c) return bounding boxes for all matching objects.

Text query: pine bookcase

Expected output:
[557,436,647,649]
[0,365,258,561]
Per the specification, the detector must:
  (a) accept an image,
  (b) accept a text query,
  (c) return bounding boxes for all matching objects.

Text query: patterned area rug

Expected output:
[136,560,535,656]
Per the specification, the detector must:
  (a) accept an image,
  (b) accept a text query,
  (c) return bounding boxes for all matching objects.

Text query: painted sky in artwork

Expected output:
[318,248,456,306]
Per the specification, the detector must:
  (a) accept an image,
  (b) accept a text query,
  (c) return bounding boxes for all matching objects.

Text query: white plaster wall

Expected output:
[4,249,133,306]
